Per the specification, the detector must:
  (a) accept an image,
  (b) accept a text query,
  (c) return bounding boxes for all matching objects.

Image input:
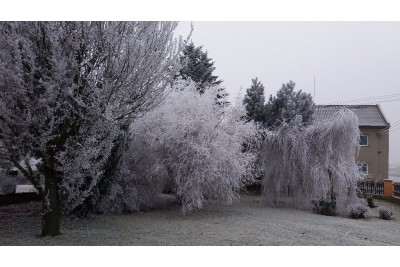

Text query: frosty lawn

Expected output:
[1,193,399,245]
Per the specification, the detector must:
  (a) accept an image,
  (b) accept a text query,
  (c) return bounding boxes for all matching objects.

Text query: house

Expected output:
[314,105,390,181]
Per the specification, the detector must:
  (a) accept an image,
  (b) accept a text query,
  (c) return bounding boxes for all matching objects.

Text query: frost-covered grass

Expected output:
[1,193,399,245]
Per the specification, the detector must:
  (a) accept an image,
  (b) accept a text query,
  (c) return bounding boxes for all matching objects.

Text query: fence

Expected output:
[357,180,384,196]
[394,182,400,198]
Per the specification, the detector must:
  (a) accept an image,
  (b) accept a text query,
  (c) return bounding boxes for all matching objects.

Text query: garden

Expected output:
[1,193,399,245]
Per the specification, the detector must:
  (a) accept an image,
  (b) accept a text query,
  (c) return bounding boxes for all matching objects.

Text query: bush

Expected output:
[311,199,336,216]
[348,203,368,219]
[366,197,376,208]
[378,206,393,220]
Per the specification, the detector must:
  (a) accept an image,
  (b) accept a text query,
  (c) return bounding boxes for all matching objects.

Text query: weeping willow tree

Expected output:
[260,109,362,214]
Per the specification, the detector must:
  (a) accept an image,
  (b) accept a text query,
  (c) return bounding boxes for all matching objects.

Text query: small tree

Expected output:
[265,81,315,128]
[243,78,266,123]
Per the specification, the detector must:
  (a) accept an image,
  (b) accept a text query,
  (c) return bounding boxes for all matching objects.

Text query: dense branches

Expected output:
[243,78,266,123]
[98,80,259,214]
[265,81,315,128]
[0,21,183,235]
[242,79,314,129]
[178,42,222,93]
[260,109,362,214]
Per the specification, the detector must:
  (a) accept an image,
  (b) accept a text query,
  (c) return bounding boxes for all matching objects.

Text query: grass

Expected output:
[1,193,399,245]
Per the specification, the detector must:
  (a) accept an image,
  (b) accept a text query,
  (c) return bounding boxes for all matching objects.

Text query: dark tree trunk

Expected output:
[367,197,376,208]
[328,169,335,201]
[41,162,62,237]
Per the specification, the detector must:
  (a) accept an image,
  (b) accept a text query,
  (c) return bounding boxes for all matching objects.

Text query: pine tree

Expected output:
[265,81,315,128]
[178,42,229,106]
[242,78,266,123]
[178,42,223,93]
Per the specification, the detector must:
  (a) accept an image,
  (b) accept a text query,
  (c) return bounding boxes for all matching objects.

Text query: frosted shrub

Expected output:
[100,80,260,214]
[378,206,393,220]
[97,133,171,213]
[311,199,336,216]
[260,109,362,214]
[348,203,368,219]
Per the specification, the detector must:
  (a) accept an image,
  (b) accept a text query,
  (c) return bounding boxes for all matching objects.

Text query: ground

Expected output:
[1,193,399,245]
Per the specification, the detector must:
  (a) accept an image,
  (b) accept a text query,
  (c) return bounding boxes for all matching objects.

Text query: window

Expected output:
[359,135,368,146]
[357,163,368,175]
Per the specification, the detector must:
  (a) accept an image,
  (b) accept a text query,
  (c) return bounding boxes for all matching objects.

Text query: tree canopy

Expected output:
[242,77,266,123]
[265,81,315,128]
[260,109,362,214]
[0,21,183,236]
[98,79,259,214]
[178,42,222,93]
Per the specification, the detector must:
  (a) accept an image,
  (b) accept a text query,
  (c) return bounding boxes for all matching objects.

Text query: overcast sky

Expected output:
[175,22,400,165]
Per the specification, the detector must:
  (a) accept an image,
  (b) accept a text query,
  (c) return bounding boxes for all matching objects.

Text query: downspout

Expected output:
[377,133,380,180]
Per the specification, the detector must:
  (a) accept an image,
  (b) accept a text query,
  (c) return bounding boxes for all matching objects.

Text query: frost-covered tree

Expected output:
[265,81,315,128]
[98,79,259,214]
[260,109,363,214]
[0,21,183,236]
[243,78,266,123]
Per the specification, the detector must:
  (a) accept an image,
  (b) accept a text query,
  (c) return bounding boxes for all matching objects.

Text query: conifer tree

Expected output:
[243,78,266,123]
[265,81,315,128]
[178,42,222,93]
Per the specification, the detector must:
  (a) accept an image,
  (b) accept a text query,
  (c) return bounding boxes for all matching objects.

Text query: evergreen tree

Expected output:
[178,42,223,93]
[243,78,266,123]
[265,81,315,128]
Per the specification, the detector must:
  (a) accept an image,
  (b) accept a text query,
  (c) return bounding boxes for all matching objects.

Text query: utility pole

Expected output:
[314,76,316,101]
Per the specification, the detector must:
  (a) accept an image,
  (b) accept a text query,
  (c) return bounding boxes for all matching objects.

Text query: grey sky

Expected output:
[175,21,400,165]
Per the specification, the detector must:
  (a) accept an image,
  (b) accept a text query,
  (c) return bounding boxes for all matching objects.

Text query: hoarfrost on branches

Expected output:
[0,21,184,235]
[348,203,368,219]
[260,109,363,214]
[99,79,260,214]
[378,206,393,220]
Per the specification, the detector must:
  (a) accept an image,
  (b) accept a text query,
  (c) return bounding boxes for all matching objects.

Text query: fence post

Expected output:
[383,179,394,197]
